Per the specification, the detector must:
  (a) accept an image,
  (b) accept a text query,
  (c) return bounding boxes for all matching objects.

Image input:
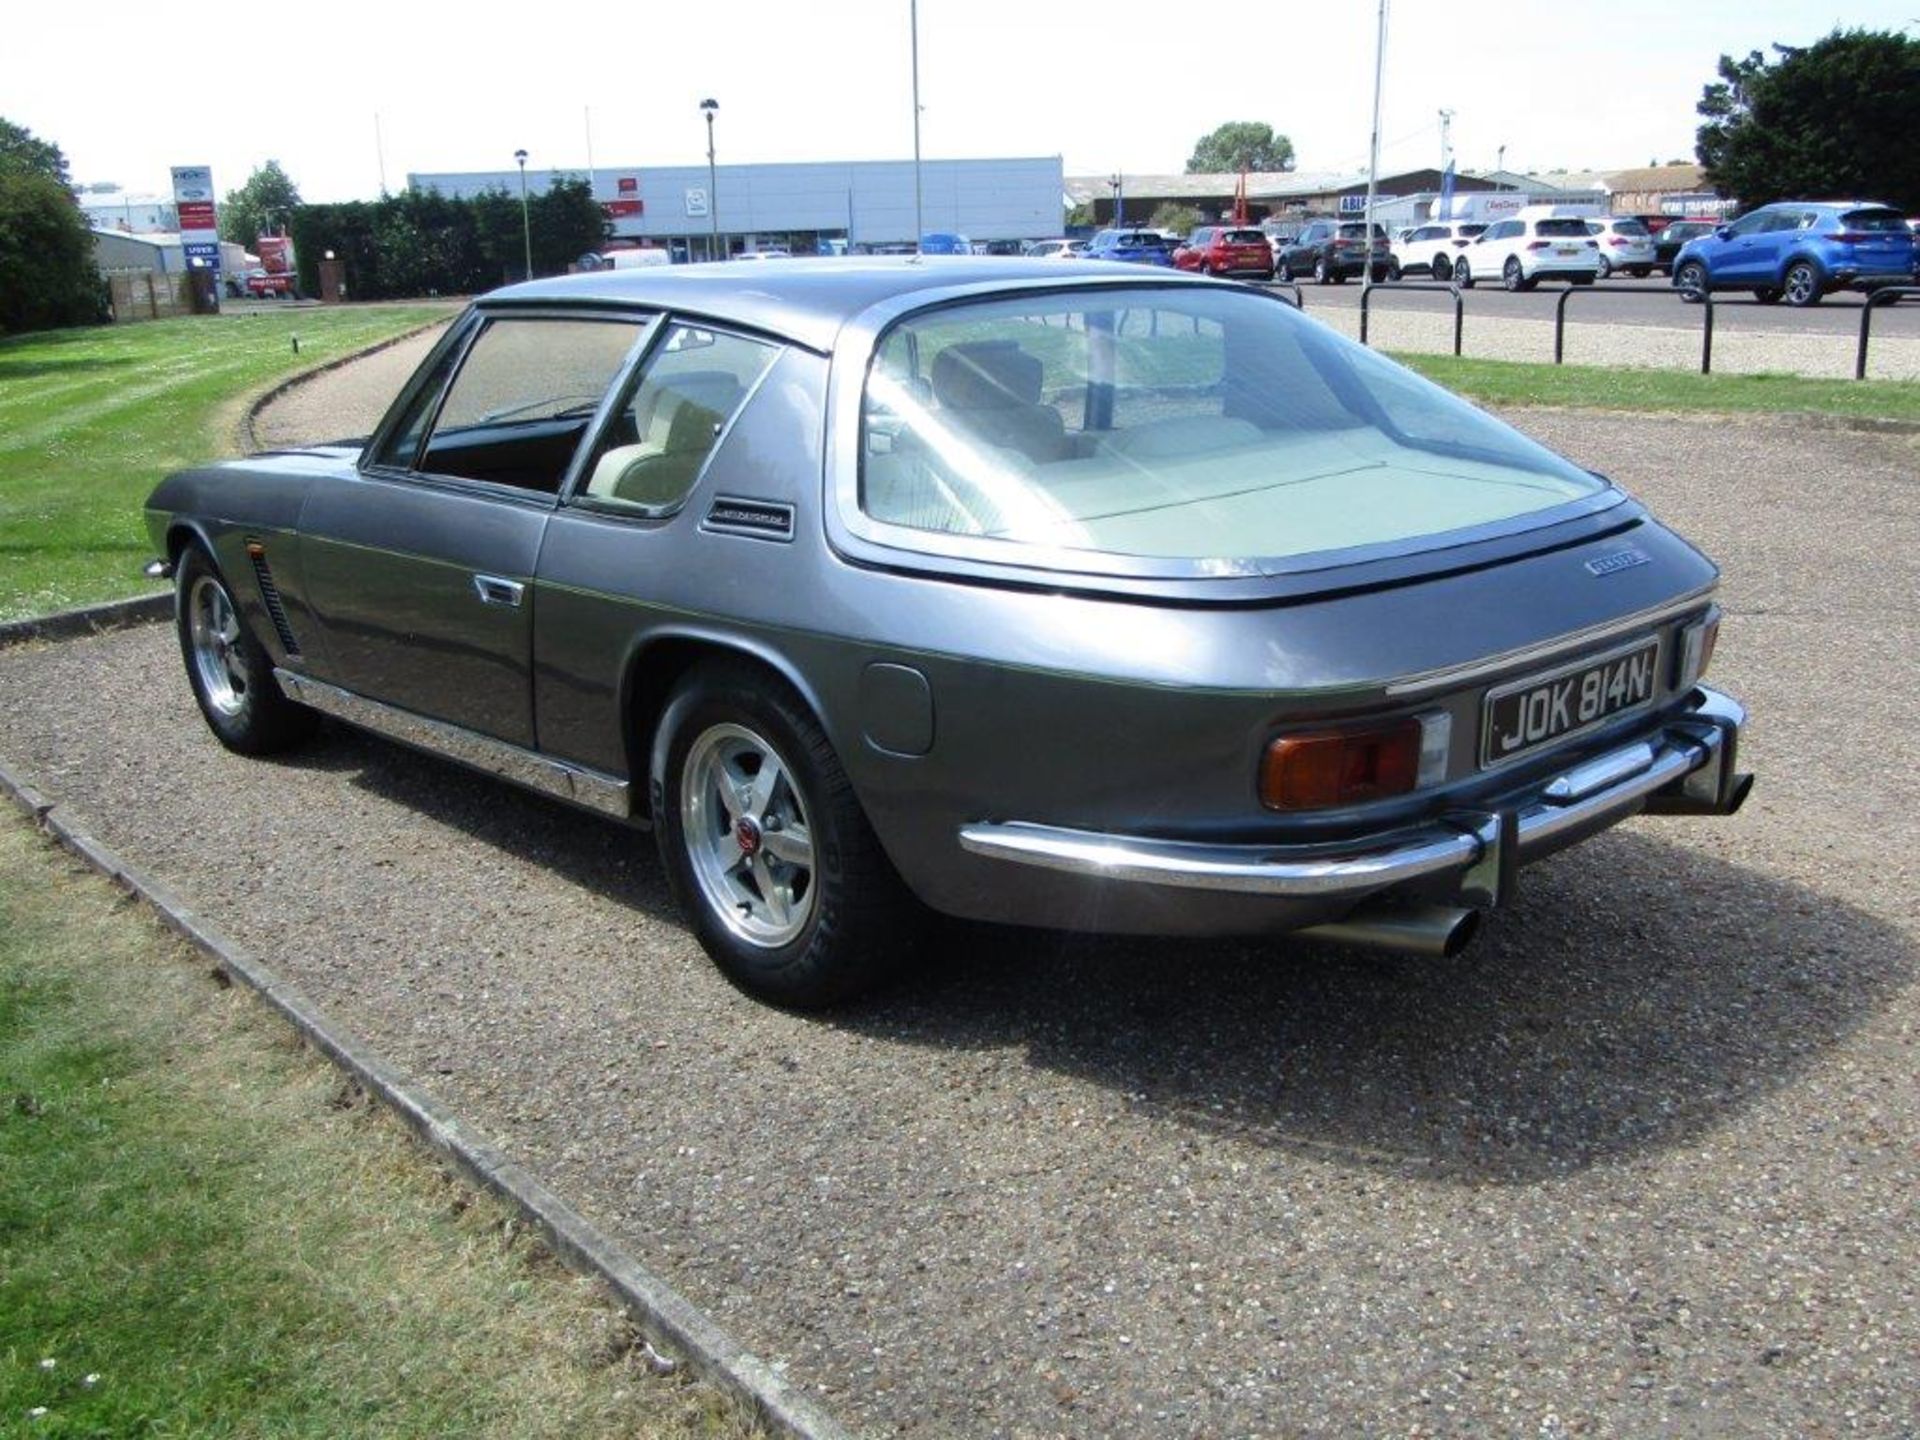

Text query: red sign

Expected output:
[177,200,217,231]
[617,176,638,195]
[603,199,644,217]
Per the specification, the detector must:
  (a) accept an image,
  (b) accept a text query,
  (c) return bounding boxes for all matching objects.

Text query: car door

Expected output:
[298,310,653,747]
[1709,207,1775,283]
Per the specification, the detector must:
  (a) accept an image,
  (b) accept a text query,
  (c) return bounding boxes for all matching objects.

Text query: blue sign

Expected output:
[1338,194,1397,215]
[183,240,221,268]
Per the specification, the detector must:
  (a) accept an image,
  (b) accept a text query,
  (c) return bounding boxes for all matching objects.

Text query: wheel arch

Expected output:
[622,627,834,822]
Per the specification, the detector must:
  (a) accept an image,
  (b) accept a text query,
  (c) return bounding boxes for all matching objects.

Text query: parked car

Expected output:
[1651,219,1719,275]
[1023,238,1088,260]
[224,267,296,299]
[919,233,972,256]
[1585,218,1656,278]
[1670,201,1917,306]
[1084,229,1174,266]
[1276,220,1393,283]
[1392,221,1487,281]
[1455,214,1601,290]
[1171,225,1276,280]
[146,259,1750,1008]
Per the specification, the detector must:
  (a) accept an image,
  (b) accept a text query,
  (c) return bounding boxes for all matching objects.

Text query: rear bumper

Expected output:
[959,685,1749,916]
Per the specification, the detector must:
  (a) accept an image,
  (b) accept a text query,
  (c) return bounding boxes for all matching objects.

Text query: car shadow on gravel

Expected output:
[842,833,1912,1184]
[287,725,1910,1186]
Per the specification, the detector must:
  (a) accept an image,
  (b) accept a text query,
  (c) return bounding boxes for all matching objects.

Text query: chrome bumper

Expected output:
[958,686,1749,910]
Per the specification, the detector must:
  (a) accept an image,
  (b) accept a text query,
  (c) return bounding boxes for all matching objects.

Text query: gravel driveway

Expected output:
[1,349,1915,1436]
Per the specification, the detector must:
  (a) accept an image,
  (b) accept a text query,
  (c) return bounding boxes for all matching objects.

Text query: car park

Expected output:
[1455,213,1601,290]
[1392,221,1486,281]
[1670,201,1917,306]
[1585,218,1656,278]
[1084,229,1175,266]
[1171,226,1276,279]
[145,258,1751,1008]
[1276,220,1393,283]
[1651,219,1718,275]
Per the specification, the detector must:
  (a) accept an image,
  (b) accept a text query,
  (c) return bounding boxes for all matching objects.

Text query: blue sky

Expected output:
[15,1,1912,201]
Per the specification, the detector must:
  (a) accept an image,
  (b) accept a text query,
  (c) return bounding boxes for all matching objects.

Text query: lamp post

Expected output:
[1109,173,1123,226]
[700,99,720,260]
[514,149,532,281]
[910,0,924,254]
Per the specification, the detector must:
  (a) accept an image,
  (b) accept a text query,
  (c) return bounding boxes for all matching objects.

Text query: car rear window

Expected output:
[1223,229,1266,244]
[1115,232,1159,246]
[1536,219,1591,237]
[1841,209,1910,233]
[856,287,1606,574]
[1612,220,1651,235]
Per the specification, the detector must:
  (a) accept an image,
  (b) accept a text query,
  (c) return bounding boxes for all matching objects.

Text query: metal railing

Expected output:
[1855,286,1920,380]
[1557,283,1717,374]
[1268,279,1305,309]
[1356,280,1464,356]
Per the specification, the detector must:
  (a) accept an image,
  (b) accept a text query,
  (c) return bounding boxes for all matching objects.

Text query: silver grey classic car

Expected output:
[147,259,1752,1007]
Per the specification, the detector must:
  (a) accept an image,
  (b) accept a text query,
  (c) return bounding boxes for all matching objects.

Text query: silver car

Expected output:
[146,259,1751,1007]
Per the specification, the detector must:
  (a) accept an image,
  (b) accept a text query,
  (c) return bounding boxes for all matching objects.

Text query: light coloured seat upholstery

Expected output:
[929,341,1070,463]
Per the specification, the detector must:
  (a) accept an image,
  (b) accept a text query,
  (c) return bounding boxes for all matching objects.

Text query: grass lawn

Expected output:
[1394,352,1920,422]
[0,307,452,623]
[0,810,760,1438]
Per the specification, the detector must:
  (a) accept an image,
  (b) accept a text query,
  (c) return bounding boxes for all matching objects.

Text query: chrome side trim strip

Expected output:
[960,687,1744,903]
[273,669,632,820]
[1383,586,1715,697]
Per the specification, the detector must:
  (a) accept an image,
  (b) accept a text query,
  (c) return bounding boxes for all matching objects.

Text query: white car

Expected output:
[1023,238,1087,260]
[1392,221,1487,281]
[1586,218,1656,278]
[1455,214,1601,290]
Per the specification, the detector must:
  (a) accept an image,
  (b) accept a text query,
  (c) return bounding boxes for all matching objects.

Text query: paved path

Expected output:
[56,323,1906,1439]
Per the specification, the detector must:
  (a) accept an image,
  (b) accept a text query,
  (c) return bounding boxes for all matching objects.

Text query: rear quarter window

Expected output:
[1841,210,1911,233]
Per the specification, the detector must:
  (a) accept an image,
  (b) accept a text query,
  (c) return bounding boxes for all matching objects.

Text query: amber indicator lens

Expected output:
[1260,719,1423,811]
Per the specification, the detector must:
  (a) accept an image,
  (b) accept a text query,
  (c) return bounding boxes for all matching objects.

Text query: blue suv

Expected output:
[1670,201,1915,307]
[1084,229,1174,266]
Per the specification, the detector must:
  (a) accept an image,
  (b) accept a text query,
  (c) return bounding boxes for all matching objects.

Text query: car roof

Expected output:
[491,257,1197,353]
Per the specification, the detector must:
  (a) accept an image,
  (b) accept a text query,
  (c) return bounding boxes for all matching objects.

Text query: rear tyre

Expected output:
[1595,255,1613,279]
[1628,266,1652,278]
[1783,261,1822,307]
[1432,256,1452,282]
[1276,258,1293,282]
[654,660,918,1009]
[1313,256,1331,284]
[174,543,315,755]
[1674,260,1707,303]
[1753,286,1783,304]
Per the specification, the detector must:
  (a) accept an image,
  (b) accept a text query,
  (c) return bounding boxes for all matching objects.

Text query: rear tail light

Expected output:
[1608,237,1629,246]
[1259,713,1450,811]
[1830,232,1866,244]
[1527,240,1550,250]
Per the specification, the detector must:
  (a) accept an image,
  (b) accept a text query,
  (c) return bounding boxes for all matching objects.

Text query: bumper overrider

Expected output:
[959,686,1750,957]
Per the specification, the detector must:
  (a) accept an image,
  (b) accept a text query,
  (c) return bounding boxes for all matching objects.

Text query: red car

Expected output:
[1172,226,1276,280]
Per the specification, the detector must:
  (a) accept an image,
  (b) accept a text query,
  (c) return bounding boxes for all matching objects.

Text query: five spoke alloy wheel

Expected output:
[656,660,917,1007]
[679,721,817,949]
[173,541,314,754]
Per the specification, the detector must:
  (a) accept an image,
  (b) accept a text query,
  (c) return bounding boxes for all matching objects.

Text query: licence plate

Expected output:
[1481,638,1660,767]
[1554,246,1579,256]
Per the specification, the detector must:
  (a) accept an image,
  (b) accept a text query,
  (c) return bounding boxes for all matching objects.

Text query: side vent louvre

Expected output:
[245,541,301,656]
[701,496,795,542]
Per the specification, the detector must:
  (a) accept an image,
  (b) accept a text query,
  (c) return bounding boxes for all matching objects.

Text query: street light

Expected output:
[700,99,720,260]
[514,149,532,281]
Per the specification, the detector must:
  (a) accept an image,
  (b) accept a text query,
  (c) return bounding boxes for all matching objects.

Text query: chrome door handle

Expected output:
[472,574,525,608]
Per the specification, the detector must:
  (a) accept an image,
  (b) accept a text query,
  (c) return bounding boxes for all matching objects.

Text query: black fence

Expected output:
[1856,287,1920,380]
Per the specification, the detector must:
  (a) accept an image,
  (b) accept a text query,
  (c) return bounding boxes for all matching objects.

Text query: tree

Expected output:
[0,118,70,185]
[1149,203,1203,236]
[0,169,99,333]
[1186,122,1295,175]
[220,160,303,246]
[1697,29,1920,211]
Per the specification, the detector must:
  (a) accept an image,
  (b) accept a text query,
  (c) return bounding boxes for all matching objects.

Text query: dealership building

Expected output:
[408,156,1066,260]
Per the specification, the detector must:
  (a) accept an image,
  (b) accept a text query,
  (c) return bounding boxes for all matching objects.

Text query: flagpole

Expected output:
[1362,0,1389,292]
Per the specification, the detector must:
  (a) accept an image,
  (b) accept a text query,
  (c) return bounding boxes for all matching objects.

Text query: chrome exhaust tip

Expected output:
[1295,903,1482,960]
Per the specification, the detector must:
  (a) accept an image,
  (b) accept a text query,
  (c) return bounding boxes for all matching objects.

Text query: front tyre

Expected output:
[655,661,916,1008]
[1674,260,1707,303]
[1455,257,1474,288]
[175,543,314,755]
[1502,256,1529,292]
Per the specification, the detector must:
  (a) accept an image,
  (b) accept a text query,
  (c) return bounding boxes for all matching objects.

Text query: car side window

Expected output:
[575,323,779,516]
[370,331,468,471]
[415,317,649,493]
[1727,210,1771,237]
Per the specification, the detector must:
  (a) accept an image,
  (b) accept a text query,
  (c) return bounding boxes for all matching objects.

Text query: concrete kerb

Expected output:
[0,751,857,1440]
[0,593,172,649]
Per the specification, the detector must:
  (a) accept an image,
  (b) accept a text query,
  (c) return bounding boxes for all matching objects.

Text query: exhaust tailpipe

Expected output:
[1295,903,1482,959]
